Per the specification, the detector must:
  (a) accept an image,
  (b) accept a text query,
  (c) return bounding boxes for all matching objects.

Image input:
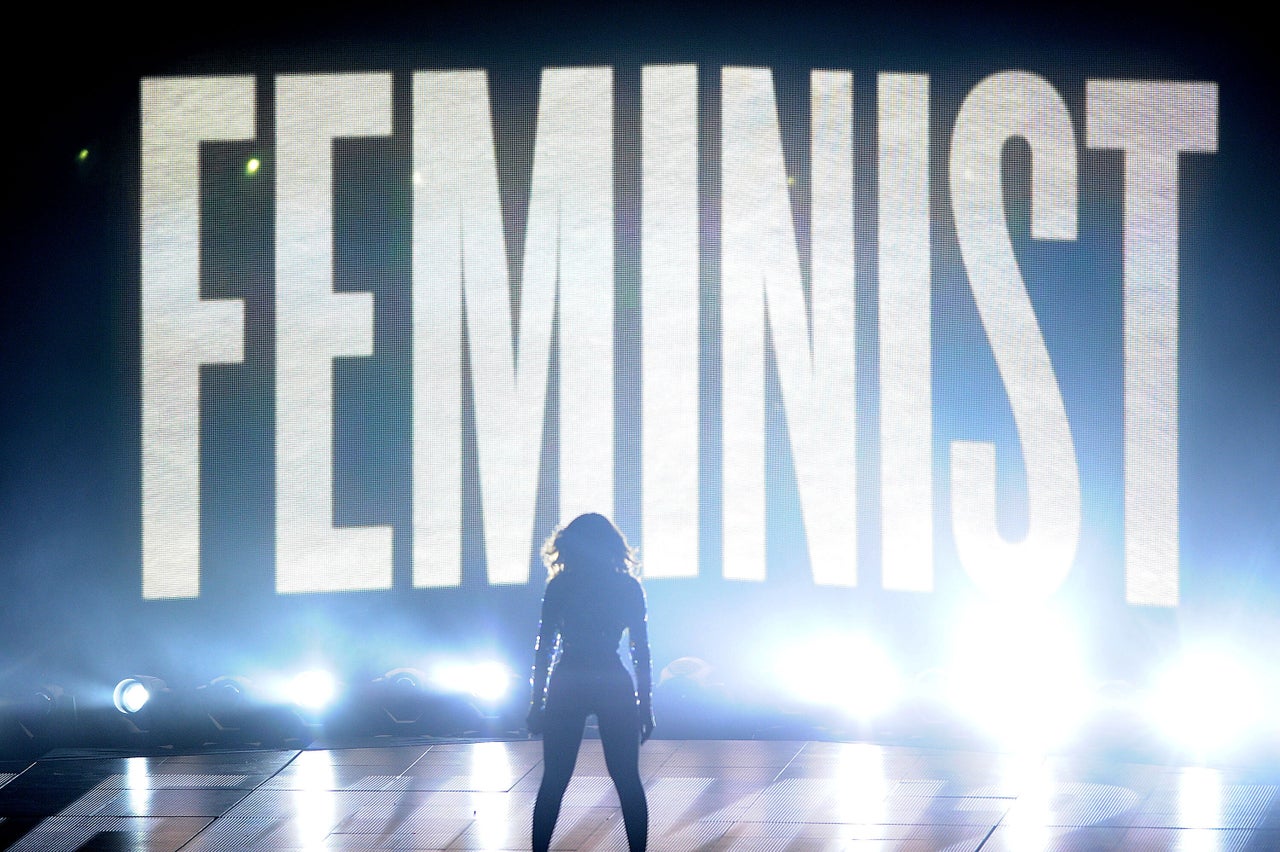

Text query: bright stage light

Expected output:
[1147,648,1263,754]
[432,661,514,703]
[373,667,430,727]
[113,676,166,715]
[774,634,903,720]
[946,606,1092,750]
[198,676,252,723]
[207,675,248,703]
[288,670,337,710]
[26,685,59,718]
[385,667,426,693]
[120,682,149,713]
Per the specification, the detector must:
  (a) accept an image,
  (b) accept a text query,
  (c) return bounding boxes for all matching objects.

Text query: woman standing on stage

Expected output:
[527,513,654,852]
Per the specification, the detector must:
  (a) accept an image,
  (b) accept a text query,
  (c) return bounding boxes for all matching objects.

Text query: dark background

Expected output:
[1,1,1274,712]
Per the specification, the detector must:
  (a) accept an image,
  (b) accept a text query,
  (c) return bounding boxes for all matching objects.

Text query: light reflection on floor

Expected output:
[0,739,1277,850]
[291,747,334,849]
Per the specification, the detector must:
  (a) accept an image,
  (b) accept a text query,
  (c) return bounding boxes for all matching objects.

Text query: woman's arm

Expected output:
[527,582,560,734]
[629,583,655,742]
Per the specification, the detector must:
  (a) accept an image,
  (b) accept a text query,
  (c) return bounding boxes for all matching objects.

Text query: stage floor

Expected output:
[1,737,1279,850]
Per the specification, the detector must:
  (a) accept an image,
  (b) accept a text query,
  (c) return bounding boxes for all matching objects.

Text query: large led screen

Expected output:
[1,7,1271,706]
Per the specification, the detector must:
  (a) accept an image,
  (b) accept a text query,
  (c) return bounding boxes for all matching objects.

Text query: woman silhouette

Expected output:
[527,513,654,852]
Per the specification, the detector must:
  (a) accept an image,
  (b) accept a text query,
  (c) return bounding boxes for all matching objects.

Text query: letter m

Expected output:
[412,68,614,586]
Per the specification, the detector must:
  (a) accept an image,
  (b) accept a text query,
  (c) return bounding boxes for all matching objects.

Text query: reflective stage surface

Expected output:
[2,739,1279,850]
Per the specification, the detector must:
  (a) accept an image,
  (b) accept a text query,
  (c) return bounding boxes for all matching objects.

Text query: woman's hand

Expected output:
[640,708,656,744]
[526,703,546,736]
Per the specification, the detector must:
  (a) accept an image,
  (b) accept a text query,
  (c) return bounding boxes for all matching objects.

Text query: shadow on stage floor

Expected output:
[2,735,1280,850]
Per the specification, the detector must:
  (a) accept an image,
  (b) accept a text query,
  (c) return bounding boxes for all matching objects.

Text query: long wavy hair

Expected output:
[541,513,640,579]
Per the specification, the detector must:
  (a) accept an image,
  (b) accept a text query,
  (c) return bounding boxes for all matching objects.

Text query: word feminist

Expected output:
[141,66,1216,603]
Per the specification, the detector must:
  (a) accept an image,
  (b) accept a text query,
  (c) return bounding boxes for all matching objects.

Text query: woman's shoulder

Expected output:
[551,567,642,595]
[617,571,646,603]
[543,571,570,600]
[606,569,641,587]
